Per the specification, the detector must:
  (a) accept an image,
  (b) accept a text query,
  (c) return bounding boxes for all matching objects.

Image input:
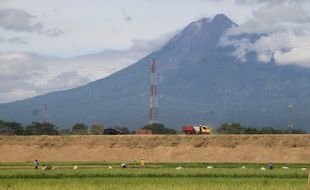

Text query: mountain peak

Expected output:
[212,14,232,23]
[180,14,235,36]
[164,14,235,49]
[193,14,234,27]
[208,14,236,29]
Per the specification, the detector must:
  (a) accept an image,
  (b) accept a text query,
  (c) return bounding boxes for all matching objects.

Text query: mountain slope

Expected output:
[1,14,310,130]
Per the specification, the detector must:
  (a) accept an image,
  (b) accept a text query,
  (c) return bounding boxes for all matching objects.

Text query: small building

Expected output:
[0,124,15,136]
[136,129,152,135]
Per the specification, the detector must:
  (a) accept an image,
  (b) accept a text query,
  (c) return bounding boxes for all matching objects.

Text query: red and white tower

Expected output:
[149,58,158,124]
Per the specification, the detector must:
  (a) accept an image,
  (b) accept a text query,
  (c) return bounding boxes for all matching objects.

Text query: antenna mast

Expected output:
[149,58,158,124]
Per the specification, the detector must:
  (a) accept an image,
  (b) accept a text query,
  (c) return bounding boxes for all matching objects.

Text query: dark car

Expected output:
[103,128,122,135]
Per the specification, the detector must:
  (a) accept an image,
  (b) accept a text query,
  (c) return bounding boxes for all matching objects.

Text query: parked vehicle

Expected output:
[103,128,122,135]
[182,125,211,134]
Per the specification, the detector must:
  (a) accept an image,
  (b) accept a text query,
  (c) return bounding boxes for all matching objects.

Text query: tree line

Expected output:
[0,120,59,135]
[0,119,306,135]
[216,123,306,134]
[0,120,132,135]
[0,119,177,135]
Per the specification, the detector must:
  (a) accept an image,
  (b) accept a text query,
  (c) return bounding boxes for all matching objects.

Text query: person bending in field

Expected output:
[42,164,52,170]
[34,160,39,169]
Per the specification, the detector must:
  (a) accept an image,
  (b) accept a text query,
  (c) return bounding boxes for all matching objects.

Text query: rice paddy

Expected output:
[0,162,309,189]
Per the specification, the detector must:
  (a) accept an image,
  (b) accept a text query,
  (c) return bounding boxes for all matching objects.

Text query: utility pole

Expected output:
[288,104,293,134]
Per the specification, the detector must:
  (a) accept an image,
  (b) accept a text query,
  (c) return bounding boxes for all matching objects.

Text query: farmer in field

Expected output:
[268,162,273,170]
[42,164,53,170]
[140,158,144,168]
[34,160,39,169]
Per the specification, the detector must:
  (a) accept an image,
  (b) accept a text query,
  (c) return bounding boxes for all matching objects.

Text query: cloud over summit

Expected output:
[220,2,310,67]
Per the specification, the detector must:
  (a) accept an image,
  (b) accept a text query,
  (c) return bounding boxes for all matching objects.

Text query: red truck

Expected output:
[182,125,211,135]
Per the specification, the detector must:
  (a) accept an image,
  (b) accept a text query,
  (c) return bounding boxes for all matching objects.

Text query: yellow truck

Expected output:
[182,125,211,134]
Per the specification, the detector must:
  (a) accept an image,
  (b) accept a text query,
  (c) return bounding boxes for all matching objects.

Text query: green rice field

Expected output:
[0,162,309,190]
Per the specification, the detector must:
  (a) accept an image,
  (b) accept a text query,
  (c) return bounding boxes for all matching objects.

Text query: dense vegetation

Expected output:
[216,123,306,134]
[0,120,59,135]
[142,123,177,134]
[0,119,307,135]
[0,119,135,135]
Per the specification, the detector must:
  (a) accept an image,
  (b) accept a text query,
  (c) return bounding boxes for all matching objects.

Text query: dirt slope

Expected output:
[0,135,309,162]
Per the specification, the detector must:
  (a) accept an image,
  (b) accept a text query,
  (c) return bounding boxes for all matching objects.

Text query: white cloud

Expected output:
[0,9,63,36]
[0,52,46,76]
[0,37,29,45]
[0,89,37,103]
[0,33,172,103]
[228,4,310,35]
[0,0,258,57]
[0,52,47,102]
[274,47,310,66]
[36,72,90,94]
[0,9,43,32]
[220,2,310,67]
[234,0,309,6]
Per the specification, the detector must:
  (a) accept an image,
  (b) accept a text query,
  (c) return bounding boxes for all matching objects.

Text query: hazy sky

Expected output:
[0,0,260,57]
[0,0,310,103]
